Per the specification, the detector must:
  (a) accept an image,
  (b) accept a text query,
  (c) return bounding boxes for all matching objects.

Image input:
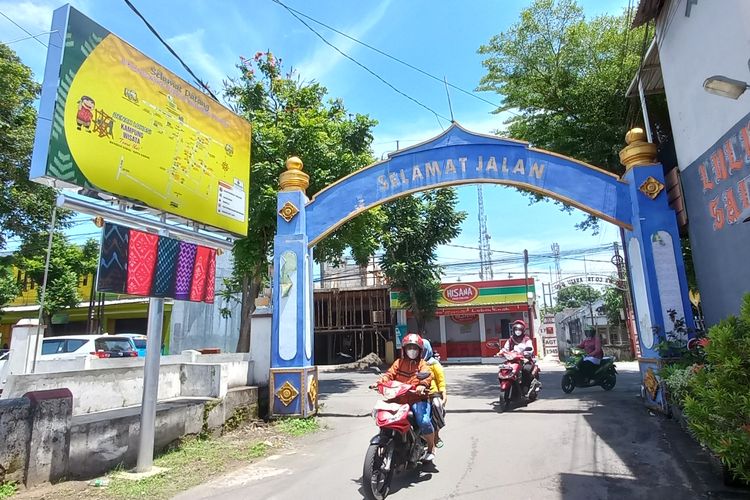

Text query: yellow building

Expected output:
[0,269,172,349]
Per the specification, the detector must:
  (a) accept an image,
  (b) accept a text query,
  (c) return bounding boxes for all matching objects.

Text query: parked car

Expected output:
[41,335,139,359]
[118,334,148,357]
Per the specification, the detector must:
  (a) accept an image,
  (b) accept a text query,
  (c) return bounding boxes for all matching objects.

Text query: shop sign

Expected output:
[450,314,478,325]
[442,284,478,304]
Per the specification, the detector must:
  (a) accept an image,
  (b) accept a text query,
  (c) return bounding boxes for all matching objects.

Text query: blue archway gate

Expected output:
[269,123,692,416]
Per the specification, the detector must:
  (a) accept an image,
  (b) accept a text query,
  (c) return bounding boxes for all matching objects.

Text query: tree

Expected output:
[478,0,647,232]
[14,234,99,326]
[555,284,601,310]
[0,263,19,310]
[0,43,70,250]
[380,189,467,332]
[224,52,381,352]
[601,286,624,329]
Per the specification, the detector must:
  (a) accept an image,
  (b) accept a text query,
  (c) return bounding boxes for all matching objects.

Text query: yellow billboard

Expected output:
[31,5,250,235]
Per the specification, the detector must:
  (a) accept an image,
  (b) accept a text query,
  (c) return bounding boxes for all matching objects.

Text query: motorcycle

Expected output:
[363,376,430,500]
[496,346,541,412]
[561,346,617,393]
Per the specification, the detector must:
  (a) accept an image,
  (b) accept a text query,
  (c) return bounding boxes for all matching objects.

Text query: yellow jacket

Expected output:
[427,359,446,396]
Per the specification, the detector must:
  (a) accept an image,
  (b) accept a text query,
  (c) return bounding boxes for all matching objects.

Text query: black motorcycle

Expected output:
[561,347,617,393]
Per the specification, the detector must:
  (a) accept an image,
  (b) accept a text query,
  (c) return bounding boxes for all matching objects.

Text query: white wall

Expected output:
[656,0,750,169]
[1,354,254,416]
[250,307,271,386]
[169,252,242,354]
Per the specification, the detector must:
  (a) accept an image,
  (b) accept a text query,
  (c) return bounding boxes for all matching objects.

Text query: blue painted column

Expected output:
[619,129,695,412]
[269,157,317,417]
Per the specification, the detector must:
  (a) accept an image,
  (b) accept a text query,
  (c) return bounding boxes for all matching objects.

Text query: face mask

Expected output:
[406,348,419,360]
[513,329,523,336]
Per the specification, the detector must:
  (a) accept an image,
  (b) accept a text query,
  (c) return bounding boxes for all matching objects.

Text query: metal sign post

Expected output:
[136,293,165,472]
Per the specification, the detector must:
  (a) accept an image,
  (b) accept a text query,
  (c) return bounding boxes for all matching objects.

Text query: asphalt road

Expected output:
[177,362,741,500]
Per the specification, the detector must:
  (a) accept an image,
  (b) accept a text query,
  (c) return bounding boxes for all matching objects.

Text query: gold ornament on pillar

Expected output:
[279,156,309,193]
[619,128,657,170]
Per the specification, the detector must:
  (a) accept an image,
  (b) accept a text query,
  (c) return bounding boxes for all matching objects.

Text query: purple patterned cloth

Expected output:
[174,242,197,300]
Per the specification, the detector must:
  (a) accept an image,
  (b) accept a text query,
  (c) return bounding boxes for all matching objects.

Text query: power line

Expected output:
[271,0,514,115]
[0,11,47,47]
[123,0,219,101]
[271,0,450,127]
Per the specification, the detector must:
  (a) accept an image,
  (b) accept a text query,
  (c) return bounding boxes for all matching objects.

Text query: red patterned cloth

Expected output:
[190,246,212,302]
[204,249,217,304]
[127,229,159,296]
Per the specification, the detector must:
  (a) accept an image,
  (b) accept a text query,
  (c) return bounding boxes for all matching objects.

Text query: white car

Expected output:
[41,335,138,359]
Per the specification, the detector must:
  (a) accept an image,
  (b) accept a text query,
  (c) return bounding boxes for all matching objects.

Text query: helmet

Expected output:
[584,327,595,338]
[402,333,424,359]
[511,320,527,340]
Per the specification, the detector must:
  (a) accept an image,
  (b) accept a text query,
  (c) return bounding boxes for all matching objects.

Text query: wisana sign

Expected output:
[442,284,479,304]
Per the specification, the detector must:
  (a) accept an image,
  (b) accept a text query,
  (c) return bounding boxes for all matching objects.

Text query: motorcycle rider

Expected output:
[577,327,603,382]
[371,333,437,462]
[496,319,535,392]
[421,339,446,448]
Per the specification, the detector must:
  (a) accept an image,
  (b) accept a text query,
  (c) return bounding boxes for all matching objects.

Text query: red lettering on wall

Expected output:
[725,139,744,173]
[739,175,750,209]
[709,197,725,231]
[699,162,714,191]
[724,188,741,224]
[711,149,729,182]
[741,122,750,160]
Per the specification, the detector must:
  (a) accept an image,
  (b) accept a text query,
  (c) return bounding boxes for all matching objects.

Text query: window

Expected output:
[65,339,88,353]
[95,338,133,352]
[41,339,65,355]
[133,339,147,350]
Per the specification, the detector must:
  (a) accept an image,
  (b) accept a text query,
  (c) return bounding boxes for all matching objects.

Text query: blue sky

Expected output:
[1,0,632,286]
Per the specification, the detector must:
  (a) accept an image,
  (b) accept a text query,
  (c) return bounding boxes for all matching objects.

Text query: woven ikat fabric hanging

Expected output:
[97,222,217,303]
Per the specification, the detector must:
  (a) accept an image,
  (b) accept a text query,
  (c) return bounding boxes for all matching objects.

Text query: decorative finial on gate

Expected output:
[619,128,657,170]
[279,156,309,192]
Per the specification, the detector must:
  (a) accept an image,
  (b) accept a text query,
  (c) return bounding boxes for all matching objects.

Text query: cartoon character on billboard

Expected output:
[76,95,95,131]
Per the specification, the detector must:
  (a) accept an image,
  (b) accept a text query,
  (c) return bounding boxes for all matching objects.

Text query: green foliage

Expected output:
[660,364,695,406]
[275,416,320,436]
[555,284,600,310]
[14,234,99,323]
[0,44,70,251]
[380,188,467,331]
[224,52,380,351]
[683,294,750,483]
[0,264,19,310]
[601,286,624,328]
[0,482,17,499]
[478,0,647,233]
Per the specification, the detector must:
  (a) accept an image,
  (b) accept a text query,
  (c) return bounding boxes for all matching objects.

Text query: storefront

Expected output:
[393,278,536,363]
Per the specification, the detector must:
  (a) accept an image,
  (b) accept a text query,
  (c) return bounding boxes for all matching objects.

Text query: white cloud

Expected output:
[166,29,227,91]
[372,112,513,159]
[295,0,392,83]
[0,1,55,33]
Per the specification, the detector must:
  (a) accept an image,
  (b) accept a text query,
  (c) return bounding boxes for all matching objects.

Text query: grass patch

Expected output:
[274,417,320,437]
[102,433,272,499]
[0,482,17,499]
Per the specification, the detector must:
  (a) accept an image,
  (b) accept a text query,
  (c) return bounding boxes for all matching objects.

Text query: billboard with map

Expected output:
[31,5,251,235]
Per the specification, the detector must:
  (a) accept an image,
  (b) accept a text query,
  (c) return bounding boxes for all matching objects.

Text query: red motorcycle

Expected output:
[496,347,541,412]
[363,379,429,500]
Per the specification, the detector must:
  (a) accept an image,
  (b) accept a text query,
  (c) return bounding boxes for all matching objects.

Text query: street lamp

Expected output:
[703,75,750,99]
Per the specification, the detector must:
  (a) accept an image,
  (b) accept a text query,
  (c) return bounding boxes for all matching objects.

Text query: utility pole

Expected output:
[477,186,493,280]
[584,255,594,328]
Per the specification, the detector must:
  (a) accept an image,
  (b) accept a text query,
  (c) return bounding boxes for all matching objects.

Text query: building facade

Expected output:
[631,0,750,325]
[393,278,537,362]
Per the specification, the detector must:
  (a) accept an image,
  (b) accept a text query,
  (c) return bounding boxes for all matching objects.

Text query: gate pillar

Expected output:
[619,129,695,412]
[269,157,317,417]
